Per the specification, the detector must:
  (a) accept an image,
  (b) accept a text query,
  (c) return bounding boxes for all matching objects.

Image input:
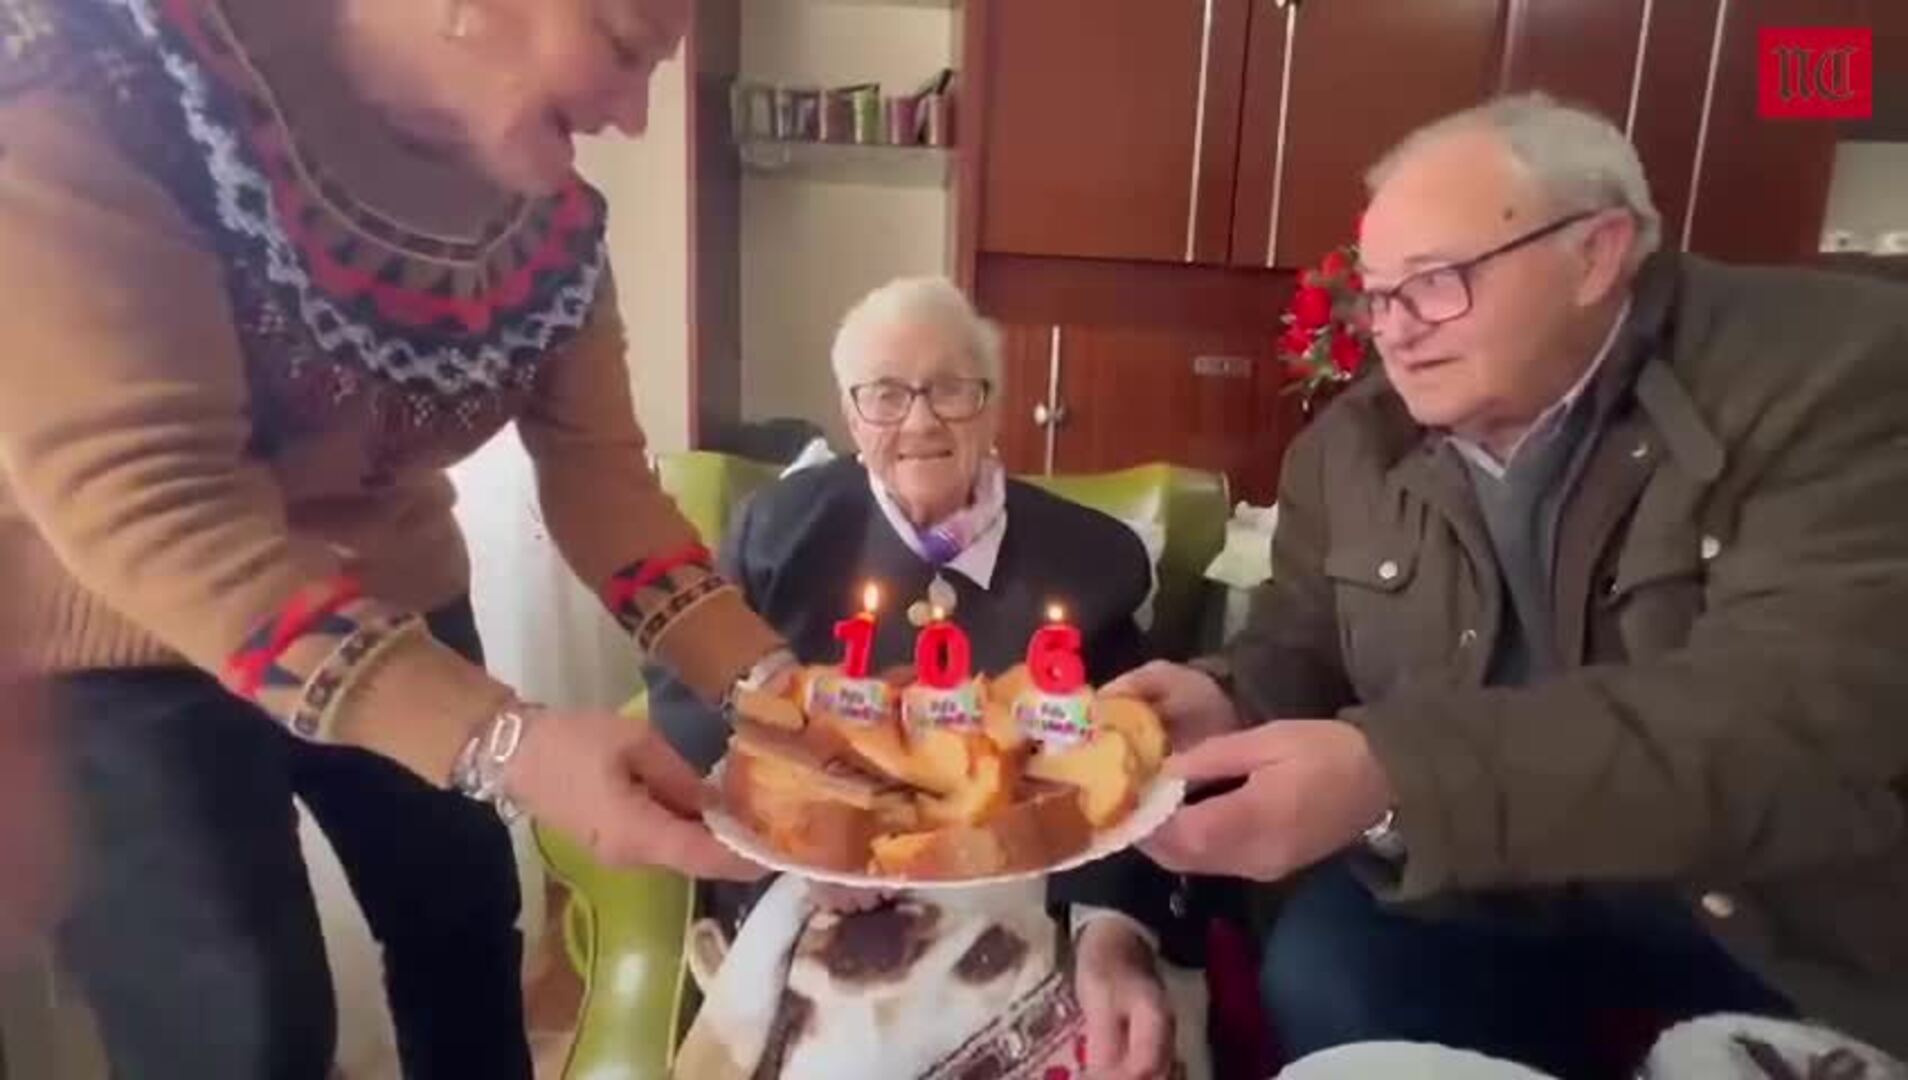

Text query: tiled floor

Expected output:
[0,881,591,1080]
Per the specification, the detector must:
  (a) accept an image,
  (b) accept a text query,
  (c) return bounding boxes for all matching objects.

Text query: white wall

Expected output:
[575,52,694,454]
[1823,141,1908,253]
[739,0,956,440]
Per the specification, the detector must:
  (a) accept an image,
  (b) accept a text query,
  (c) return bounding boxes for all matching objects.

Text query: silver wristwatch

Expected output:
[453,703,538,824]
[1363,807,1407,861]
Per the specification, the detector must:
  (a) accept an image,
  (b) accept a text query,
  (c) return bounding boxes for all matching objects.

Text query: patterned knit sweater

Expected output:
[0,0,782,781]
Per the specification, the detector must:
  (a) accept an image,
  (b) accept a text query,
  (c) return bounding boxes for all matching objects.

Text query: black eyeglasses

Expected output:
[848,377,992,425]
[1353,210,1600,327]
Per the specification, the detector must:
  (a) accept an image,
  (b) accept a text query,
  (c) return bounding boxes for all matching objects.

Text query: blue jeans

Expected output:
[1262,859,1793,1079]
[51,602,530,1080]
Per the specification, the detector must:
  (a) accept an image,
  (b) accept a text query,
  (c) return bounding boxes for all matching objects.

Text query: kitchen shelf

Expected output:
[737,139,954,188]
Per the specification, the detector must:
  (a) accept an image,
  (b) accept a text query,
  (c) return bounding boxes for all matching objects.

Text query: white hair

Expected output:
[829,276,1003,390]
[1366,92,1662,260]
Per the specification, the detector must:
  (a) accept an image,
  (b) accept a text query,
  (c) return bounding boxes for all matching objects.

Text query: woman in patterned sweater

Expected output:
[0,1,789,1075]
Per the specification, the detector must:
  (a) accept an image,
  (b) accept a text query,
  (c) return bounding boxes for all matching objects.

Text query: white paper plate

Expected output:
[1279,1044,1556,1079]
[705,768,1186,890]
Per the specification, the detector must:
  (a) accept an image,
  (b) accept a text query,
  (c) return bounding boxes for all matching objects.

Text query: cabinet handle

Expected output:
[1264,0,1300,266]
[1682,0,1731,251]
[1185,0,1217,262]
[1042,327,1065,474]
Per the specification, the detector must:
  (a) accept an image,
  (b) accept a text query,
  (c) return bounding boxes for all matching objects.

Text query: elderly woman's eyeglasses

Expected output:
[1352,210,1600,327]
[848,377,992,425]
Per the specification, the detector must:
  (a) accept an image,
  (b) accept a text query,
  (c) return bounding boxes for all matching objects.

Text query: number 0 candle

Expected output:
[913,606,973,688]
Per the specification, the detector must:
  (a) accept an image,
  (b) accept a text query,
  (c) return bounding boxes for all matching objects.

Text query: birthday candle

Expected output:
[914,606,973,688]
[906,606,982,733]
[1027,604,1086,693]
[1017,603,1093,745]
[832,583,880,679]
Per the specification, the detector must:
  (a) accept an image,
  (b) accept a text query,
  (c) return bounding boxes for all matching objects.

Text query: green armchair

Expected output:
[539,452,1231,1078]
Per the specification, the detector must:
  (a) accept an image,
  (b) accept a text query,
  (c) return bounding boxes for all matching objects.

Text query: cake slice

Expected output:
[982,698,1031,756]
[1024,729,1143,828]
[724,721,917,871]
[732,685,806,731]
[1090,695,1168,774]
[869,781,1094,880]
[988,663,1033,708]
[919,748,1016,828]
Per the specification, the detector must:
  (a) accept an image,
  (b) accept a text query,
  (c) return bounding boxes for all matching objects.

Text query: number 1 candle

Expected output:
[832,583,880,678]
[817,583,892,726]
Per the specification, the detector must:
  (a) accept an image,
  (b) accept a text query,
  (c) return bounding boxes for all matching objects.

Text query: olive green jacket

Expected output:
[1225,254,1908,1051]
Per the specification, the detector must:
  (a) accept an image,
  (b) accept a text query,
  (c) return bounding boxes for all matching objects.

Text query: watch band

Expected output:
[453,703,539,823]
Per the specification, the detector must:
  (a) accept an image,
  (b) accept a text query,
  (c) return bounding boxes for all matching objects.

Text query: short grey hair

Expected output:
[830,276,1003,390]
[1366,92,1662,260]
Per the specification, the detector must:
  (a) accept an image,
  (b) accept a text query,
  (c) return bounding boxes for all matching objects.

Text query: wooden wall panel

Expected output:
[995,323,1058,478]
[1052,326,1294,504]
[975,254,1293,336]
[688,0,742,447]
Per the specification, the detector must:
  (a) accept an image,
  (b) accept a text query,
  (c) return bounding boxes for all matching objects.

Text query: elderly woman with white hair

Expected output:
[647,277,1208,1080]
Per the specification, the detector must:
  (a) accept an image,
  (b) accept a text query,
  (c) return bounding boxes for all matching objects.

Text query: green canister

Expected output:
[848,84,882,144]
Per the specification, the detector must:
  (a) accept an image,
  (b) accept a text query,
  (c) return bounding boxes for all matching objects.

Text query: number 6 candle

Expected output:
[1016,604,1094,745]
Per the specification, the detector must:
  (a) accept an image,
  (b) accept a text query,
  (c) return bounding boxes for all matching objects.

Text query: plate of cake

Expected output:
[706,664,1184,888]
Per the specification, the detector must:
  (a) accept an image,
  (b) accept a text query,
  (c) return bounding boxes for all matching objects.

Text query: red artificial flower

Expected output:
[1319,248,1352,279]
[1291,285,1333,331]
[1278,325,1314,358]
[1329,330,1365,375]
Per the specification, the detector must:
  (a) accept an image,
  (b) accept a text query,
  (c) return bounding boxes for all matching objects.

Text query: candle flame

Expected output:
[931,605,948,622]
[862,583,880,613]
[1046,603,1067,623]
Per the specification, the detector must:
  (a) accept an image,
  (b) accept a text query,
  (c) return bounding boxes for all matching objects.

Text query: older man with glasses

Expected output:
[1109,92,1908,1070]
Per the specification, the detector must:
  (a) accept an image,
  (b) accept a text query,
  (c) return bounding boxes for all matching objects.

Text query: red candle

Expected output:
[1027,604,1086,694]
[914,607,973,689]
[833,583,880,678]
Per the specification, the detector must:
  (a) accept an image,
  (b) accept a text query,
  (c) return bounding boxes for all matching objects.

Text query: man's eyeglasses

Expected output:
[1353,210,1600,327]
[848,377,992,425]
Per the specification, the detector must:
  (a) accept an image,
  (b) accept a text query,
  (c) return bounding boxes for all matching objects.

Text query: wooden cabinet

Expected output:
[995,320,1300,504]
[978,0,1502,270]
[1501,0,1885,265]
[955,0,1881,499]
[979,0,1250,264]
[975,0,1866,273]
[1232,0,1502,269]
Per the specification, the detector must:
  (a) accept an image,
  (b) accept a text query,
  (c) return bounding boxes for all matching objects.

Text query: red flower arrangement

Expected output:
[1277,243,1375,408]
